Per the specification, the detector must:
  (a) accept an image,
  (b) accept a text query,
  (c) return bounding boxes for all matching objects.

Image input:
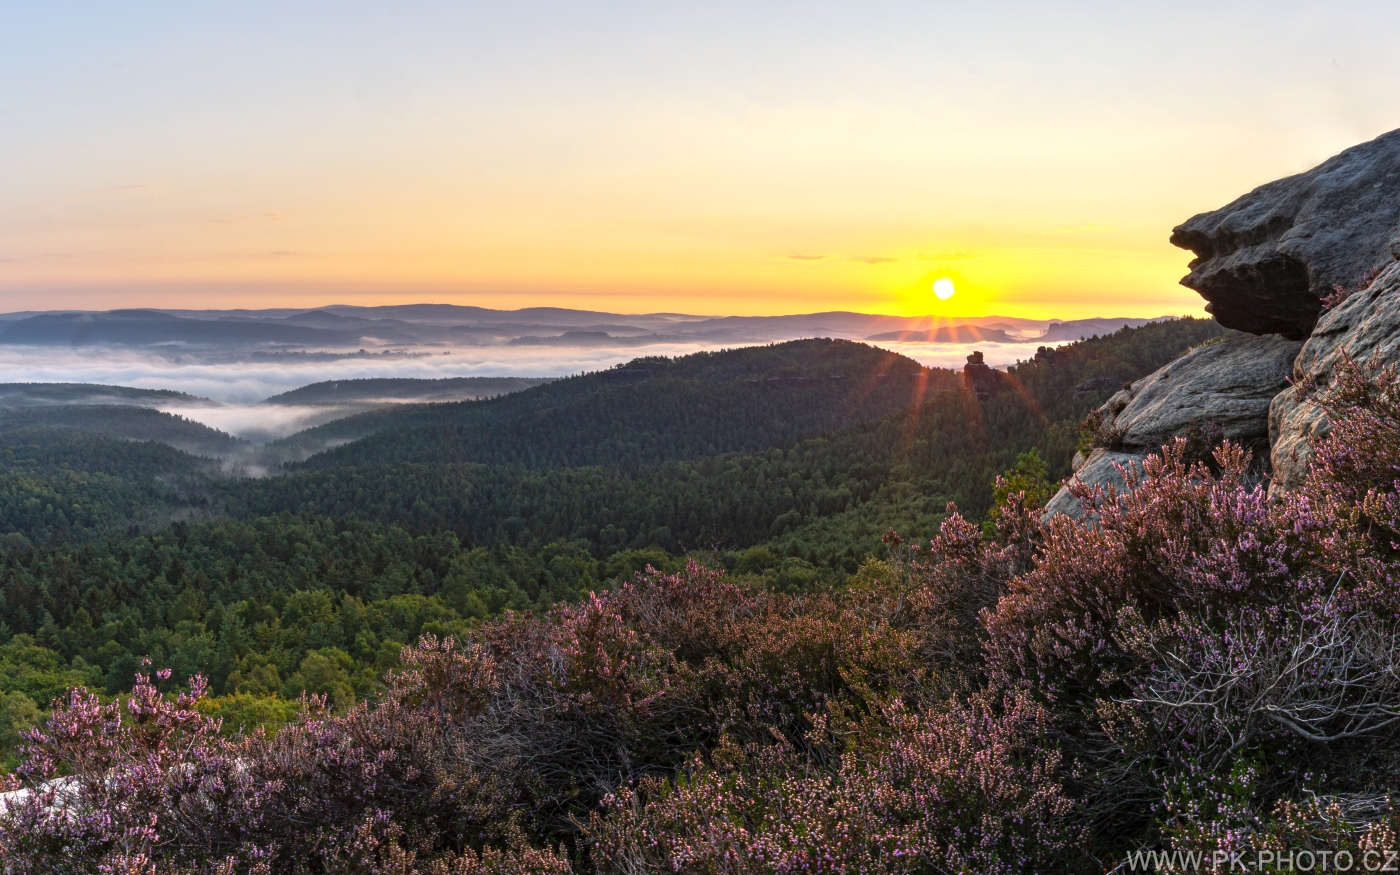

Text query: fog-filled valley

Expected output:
[0,305,1166,442]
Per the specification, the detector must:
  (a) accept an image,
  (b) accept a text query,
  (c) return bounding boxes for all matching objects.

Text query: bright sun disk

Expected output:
[933,278,955,300]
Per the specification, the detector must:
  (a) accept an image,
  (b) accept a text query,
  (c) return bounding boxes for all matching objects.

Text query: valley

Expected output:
[0,318,1226,764]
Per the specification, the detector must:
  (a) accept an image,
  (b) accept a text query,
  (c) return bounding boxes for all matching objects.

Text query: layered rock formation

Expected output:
[1044,334,1299,519]
[1100,334,1301,458]
[1170,129,1400,340]
[1042,450,1143,520]
[1043,129,1400,518]
[962,351,1006,401]
[1270,261,1400,493]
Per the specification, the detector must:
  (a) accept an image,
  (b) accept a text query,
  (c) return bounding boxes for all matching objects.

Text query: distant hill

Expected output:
[279,339,960,471]
[0,309,391,348]
[507,331,644,347]
[0,406,247,457]
[263,376,554,405]
[866,326,1019,343]
[0,383,209,407]
[0,427,206,479]
[1033,317,1173,342]
[0,305,1181,351]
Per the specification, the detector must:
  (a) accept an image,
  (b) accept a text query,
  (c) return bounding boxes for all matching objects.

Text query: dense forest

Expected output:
[0,323,1227,754]
[16,319,1359,874]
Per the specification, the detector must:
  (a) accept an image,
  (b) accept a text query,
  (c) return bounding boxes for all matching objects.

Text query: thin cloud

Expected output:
[853,256,898,265]
[787,254,828,261]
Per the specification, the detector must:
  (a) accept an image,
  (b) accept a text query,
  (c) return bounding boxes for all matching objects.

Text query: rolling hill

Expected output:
[277,339,960,470]
[262,376,554,405]
[0,406,247,458]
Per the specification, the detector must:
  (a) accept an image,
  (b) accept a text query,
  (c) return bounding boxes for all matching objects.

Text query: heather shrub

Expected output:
[586,694,1076,875]
[1,543,1041,871]
[0,666,245,873]
[979,360,1400,859]
[0,644,563,874]
[1305,355,1400,558]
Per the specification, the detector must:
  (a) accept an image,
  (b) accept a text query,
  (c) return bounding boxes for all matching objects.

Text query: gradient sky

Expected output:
[2,1,1399,319]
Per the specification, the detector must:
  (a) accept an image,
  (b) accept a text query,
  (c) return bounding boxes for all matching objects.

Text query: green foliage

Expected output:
[0,690,39,742]
[985,449,1053,535]
[0,430,212,543]
[0,634,98,706]
[195,691,302,737]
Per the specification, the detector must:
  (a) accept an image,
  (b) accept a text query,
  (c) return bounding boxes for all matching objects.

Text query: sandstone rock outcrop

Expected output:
[1270,261,1400,494]
[962,351,1005,401]
[1042,450,1144,521]
[1044,333,1300,518]
[1170,128,1400,340]
[1103,334,1301,458]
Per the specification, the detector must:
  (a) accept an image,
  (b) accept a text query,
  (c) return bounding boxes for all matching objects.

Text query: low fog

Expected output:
[0,339,1064,442]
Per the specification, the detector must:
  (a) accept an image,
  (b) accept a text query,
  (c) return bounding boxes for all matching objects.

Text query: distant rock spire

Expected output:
[962,350,1004,401]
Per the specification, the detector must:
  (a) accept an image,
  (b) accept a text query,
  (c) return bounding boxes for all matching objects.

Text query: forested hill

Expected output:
[0,383,207,407]
[0,405,247,457]
[262,376,554,405]
[231,318,1232,564]
[283,339,959,470]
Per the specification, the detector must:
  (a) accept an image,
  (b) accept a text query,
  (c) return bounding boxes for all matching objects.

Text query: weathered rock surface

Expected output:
[1042,450,1145,520]
[1170,128,1400,340]
[1270,261,1400,494]
[1044,334,1299,518]
[961,351,1006,401]
[1107,333,1301,457]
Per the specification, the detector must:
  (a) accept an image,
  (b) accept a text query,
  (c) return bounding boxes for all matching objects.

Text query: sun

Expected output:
[933,278,955,300]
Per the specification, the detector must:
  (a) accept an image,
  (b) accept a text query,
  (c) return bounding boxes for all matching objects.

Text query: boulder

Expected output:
[1170,128,1400,340]
[1042,450,1145,521]
[1044,333,1299,518]
[1108,333,1301,458]
[1270,261,1400,494]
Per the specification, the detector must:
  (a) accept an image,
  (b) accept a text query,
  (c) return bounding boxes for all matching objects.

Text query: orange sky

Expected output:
[2,3,1397,319]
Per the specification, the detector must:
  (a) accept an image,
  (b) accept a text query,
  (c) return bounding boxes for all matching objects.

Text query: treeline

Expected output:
[0,430,213,543]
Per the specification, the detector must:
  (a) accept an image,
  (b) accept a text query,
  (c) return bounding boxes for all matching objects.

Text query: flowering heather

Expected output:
[587,694,1076,874]
[6,360,1400,871]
